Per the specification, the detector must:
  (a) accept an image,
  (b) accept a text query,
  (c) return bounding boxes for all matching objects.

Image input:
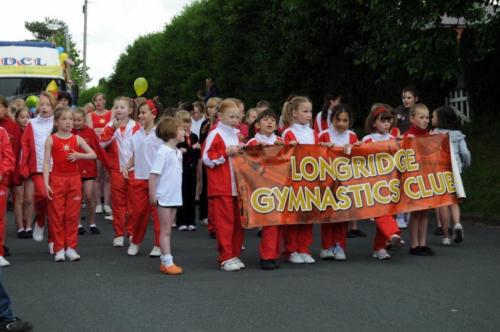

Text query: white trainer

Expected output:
[149,246,161,257]
[54,250,65,262]
[113,236,124,247]
[33,223,44,242]
[333,244,347,261]
[48,242,54,255]
[200,218,208,225]
[372,248,391,260]
[188,225,196,231]
[289,252,305,264]
[0,256,10,267]
[65,248,81,261]
[95,204,103,214]
[178,225,188,231]
[442,237,451,246]
[396,215,407,229]
[300,253,315,264]
[127,243,140,256]
[234,257,245,269]
[389,234,403,250]
[104,215,113,221]
[220,258,241,271]
[320,249,335,260]
[103,204,112,215]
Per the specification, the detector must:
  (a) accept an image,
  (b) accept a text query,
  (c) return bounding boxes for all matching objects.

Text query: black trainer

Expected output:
[78,227,86,235]
[433,227,444,236]
[0,317,33,332]
[209,232,216,239]
[24,229,33,239]
[409,246,427,256]
[3,246,10,257]
[90,226,100,235]
[350,229,367,238]
[17,230,26,239]
[421,245,436,256]
[346,231,355,238]
[260,259,276,270]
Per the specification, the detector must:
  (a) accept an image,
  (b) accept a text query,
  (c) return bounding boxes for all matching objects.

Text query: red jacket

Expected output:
[0,127,15,186]
[282,124,319,144]
[20,115,54,178]
[0,117,21,185]
[72,125,111,178]
[99,120,141,173]
[202,122,241,197]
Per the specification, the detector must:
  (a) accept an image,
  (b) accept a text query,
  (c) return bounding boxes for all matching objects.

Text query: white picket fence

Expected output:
[445,89,471,123]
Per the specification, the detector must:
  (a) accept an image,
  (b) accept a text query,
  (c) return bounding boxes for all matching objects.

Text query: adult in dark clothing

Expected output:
[0,276,32,332]
[203,78,218,103]
[394,85,420,134]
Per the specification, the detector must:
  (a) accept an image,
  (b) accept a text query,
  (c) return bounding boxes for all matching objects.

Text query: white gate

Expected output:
[445,89,471,123]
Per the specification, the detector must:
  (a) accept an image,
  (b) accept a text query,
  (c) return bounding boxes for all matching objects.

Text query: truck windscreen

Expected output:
[0,77,66,99]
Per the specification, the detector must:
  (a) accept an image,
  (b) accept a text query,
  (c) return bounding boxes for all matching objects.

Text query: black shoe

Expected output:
[433,227,444,236]
[25,229,33,239]
[90,226,100,235]
[3,246,10,257]
[78,227,86,235]
[409,246,427,256]
[347,231,355,238]
[421,245,436,256]
[257,230,262,238]
[209,232,216,239]
[0,317,33,332]
[350,229,367,238]
[17,230,26,239]
[260,259,276,270]
[272,260,280,269]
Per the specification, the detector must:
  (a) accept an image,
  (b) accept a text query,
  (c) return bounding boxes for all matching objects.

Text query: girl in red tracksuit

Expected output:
[313,93,341,133]
[281,96,318,264]
[13,107,33,238]
[202,99,245,272]
[0,126,15,266]
[123,100,162,257]
[72,108,104,235]
[318,104,358,261]
[20,92,56,252]
[100,96,141,247]
[87,92,113,216]
[405,103,434,256]
[43,107,96,262]
[246,109,283,270]
[362,104,403,260]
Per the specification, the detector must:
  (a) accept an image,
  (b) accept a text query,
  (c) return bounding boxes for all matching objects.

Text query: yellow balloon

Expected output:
[134,77,148,97]
[59,52,68,63]
[46,80,58,93]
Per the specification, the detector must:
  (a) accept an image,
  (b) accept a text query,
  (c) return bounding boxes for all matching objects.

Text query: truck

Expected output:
[0,41,68,100]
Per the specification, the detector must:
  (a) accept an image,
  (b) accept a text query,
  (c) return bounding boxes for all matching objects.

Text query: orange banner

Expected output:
[234,135,459,228]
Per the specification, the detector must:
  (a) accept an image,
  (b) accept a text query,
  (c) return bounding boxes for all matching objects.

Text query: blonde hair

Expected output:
[52,106,73,134]
[84,102,95,113]
[206,97,222,111]
[175,110,192,123]
[73,107,87,119]
[226,98,244,111]
[156,116,182,142]
[113,96,132,109]
[410,103,429,117]
[217,99,239,114]
[38,91,56,111]
[281,96,311,126]
[92,92,106,102]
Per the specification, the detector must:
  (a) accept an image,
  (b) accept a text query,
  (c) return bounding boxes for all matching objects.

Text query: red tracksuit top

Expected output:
[313,111,331,133]
[0,127,15,186]
[202,122,241,197]
[0,117,21,185]
[51,134,80,175]
[72,125,106,178]
[282,123,319,144]
[318,128,358,145]
[20,115,54,178]
[99,120,141,173]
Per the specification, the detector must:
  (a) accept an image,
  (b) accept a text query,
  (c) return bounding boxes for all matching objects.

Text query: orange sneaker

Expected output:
[160,263,183,275]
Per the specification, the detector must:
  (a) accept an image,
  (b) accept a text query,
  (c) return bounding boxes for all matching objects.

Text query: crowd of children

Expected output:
[0,85,470,273]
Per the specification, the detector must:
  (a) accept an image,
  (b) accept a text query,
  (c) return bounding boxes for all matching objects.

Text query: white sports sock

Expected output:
[162,254,173,266]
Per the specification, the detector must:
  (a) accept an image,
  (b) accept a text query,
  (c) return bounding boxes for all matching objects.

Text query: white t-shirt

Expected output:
[191,115,205,139]
[150,144,183,207]
[131,127,163,180]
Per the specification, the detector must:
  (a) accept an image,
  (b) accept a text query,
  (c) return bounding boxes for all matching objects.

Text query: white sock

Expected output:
[90,224,96,228]
[25,227,32,231]
[162,254,173,266]
[17,228,25,233]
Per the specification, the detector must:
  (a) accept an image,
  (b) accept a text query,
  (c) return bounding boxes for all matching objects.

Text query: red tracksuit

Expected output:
[282,124,319,255]
[318,128,358,250]
[72,125,111,179]
[0,117,21,186]
[313,111,330,133]
[20,115,54,233]
[247,133,284,260]
[362,133,401,250]
[47,134,82,253]
[0,128,15,256]
[100,120,141,239]
[129,127,162,247]
[202,122,244,264]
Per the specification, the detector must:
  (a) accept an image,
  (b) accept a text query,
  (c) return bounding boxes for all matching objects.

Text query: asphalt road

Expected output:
[2,211,500,332]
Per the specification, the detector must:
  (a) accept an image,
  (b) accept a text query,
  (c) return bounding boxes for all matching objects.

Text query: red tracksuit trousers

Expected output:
[130,179,160,246]
[321,222,348,249]
[373,215,400,250]
[260,226,282,260]
[0,184,7,256]
[47,174,81,253]
[209,196,244,263]
[110,171,135,238]
[32,174,53,242]
[284,224,313,254]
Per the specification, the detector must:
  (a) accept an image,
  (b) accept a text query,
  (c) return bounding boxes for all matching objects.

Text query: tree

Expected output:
[24,17,91,90]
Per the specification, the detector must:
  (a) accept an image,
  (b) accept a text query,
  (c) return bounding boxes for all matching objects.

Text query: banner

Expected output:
[233,134,459,228]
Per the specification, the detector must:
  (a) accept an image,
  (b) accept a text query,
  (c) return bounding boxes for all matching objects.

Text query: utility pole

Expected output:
[82,0,88,90]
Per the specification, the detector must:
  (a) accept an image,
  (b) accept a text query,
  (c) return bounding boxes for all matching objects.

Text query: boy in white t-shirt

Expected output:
[149,117,185,275]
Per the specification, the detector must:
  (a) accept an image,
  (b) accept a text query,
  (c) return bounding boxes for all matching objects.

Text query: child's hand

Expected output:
[67,150,81,162]
[180,147,187,154]
[396,135,404,140]
[226,145,240,156]
[343,144,354,155]
[45,184,53,200]
[275,140,284,145]
[354,141,362,146]
[112,119,120,129]
[289,140,298,146]
[149,194,156,205]
[121,167,129,179]
[406,134,415,139]
[320,142,334,147]
[192,142,201,150]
